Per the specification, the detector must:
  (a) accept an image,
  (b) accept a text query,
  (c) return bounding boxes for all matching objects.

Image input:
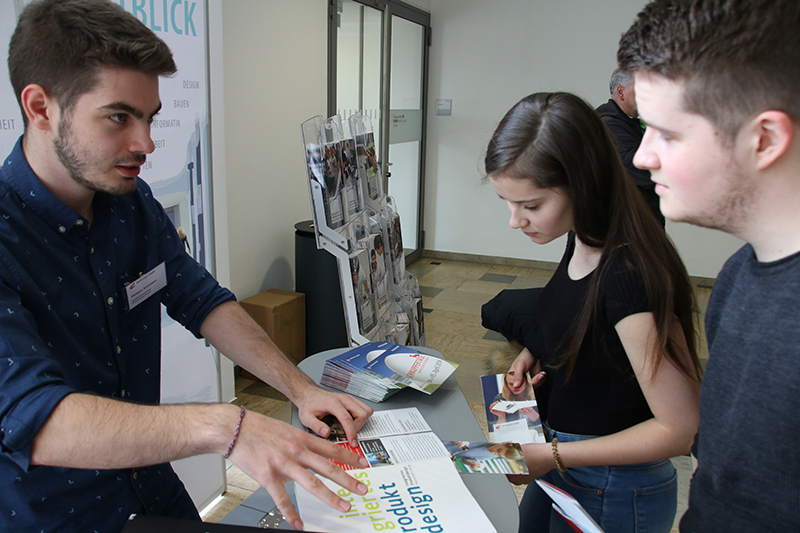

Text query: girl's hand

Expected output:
[508,347,546,390]
[529,369,547,389]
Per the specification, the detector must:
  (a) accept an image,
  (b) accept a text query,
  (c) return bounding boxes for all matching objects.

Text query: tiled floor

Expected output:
[203,257,711,531]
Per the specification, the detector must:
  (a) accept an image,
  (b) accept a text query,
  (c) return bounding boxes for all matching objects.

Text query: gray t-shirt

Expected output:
[680,244,800,531]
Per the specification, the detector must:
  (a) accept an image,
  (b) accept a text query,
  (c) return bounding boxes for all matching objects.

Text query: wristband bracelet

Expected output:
[224,405,246,459]
[551,437,567,474]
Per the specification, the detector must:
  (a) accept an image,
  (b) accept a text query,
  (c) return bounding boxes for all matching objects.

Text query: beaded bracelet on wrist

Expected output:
[224,405,246,459]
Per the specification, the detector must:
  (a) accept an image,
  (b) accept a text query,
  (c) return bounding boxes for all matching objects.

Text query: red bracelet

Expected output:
[224,405,246,459]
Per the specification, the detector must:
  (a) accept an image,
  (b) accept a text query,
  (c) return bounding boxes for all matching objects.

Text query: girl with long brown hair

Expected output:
[485,92,701,533]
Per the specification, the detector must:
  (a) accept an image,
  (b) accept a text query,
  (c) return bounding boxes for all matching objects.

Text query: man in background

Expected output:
[0,1,372,531]
[619,0,800,529]
[596,69,664,226]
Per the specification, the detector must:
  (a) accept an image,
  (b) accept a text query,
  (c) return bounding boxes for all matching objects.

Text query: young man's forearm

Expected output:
[199,300,318,404]
[31,393,238,468]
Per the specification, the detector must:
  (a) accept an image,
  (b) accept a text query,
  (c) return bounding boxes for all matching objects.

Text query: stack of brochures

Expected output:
[321,341,458,402]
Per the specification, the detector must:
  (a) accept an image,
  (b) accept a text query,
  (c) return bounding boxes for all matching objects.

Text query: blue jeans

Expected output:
[519,425,677,533]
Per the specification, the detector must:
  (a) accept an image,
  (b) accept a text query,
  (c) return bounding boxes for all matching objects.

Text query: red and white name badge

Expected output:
[125,262,167,310]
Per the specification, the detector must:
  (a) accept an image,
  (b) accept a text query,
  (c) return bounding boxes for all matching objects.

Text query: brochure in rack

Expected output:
[480,373,546,444]
[321,342,459,402]
[296,457,497,533]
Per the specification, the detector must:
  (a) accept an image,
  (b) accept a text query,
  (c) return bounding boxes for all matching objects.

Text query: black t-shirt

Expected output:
[537,232,653,436]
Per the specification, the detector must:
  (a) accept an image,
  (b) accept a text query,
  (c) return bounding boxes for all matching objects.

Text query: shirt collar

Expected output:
[1,136,107,235]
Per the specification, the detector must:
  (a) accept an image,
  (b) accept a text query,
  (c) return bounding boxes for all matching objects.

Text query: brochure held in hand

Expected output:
[480,372,546,444]
[535,480,604,533]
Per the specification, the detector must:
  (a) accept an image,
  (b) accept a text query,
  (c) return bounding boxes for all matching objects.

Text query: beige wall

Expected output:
[423,0,743,277]
[212,0,743,309]
[215,0,328,300]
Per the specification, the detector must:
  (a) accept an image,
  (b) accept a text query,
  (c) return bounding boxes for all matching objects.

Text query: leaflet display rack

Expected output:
[301,113,425,348]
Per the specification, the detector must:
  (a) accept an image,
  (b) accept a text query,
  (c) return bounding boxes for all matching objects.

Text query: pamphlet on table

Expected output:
[321,342,459,402]
[316,408,528,475]
[296,457,498,533]
[317,408,451,470]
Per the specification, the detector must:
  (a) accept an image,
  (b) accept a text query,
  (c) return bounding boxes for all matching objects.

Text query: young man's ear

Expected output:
[20,84,58,133]
[750,110,794,171]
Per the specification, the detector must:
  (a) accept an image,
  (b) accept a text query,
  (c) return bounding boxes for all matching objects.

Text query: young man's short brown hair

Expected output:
[617,0,800,142]
[8,0,177,126]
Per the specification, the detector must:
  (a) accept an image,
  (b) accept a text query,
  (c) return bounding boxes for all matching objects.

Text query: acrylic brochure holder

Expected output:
[301,112,425,348]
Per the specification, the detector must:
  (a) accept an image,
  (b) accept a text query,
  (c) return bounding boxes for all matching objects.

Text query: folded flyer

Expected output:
[318,408,528,478]
[492,400,538,414]
[317,408,452,470]
[535,479,604,533]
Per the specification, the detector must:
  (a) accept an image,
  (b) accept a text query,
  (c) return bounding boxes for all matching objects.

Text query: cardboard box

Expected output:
[240,289,306,368]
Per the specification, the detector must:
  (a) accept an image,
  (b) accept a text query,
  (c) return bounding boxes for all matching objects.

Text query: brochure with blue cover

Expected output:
[321,342,458,402]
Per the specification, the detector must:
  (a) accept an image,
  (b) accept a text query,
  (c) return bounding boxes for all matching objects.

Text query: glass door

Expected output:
[330,0,430,262]
[334,0,383,139]
[386,12,427,261]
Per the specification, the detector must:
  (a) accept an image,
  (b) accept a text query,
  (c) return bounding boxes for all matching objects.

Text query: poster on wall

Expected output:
[0,0,222,508]
[0,0,216,403]
[0,2,22,150]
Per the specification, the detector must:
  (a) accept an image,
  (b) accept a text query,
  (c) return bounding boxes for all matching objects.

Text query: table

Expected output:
[220,347,520,532]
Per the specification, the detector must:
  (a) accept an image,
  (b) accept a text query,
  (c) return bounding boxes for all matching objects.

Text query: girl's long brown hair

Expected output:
[485,92,702,382]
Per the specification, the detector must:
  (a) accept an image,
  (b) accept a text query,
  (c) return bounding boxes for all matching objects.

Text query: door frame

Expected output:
[327,0,430,263]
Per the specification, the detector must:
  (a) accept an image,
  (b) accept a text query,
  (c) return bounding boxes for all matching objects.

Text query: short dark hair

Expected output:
[8,0,177,126]
[617,0,800,141]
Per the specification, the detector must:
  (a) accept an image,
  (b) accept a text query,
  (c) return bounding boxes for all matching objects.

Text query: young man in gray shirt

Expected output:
[618,0,800,530]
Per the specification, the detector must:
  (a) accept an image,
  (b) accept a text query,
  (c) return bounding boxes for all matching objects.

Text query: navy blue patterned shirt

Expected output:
[0,137,236,532]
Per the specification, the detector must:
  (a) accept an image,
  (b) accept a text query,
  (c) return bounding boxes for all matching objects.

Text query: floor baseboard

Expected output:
[420,249,715,288]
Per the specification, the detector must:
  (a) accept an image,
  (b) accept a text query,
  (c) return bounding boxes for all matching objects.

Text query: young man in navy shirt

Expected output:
[0,1,372,530]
